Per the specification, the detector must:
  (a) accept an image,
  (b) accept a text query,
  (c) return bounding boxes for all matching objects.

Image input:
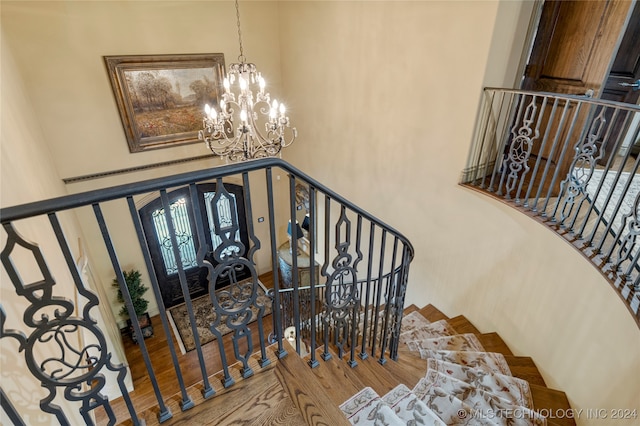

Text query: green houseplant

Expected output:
[112,269,153,342]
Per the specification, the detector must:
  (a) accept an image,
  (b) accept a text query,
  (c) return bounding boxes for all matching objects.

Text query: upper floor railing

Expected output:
[462,87,640,327]
[0,158,414,425]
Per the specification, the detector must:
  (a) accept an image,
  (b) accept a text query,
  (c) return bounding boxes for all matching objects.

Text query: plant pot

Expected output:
[126,312,154,343]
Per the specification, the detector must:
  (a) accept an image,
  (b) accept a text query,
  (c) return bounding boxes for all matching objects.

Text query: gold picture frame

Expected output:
[104,53,226,153]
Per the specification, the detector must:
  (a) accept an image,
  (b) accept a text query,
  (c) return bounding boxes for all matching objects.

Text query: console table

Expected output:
[277,242,320,333]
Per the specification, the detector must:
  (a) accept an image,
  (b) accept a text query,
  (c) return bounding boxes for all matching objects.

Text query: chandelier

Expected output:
[199,0,297,162]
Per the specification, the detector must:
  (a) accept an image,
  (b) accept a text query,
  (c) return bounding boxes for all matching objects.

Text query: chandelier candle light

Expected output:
[199,0,297,162]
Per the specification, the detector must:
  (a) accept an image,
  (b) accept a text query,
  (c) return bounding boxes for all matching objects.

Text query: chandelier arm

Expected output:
[200,3,296,162]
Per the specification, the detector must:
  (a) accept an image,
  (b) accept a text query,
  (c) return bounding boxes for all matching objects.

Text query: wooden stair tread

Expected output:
[477,332,514,356]
[404,304,420,314]
[419,304,449,322]
[447,315,481,335]
[337,353,405,397]
[382,350,428,389]
[128,347,281,426]
[530,384,576,426]
[275,341,351,426]
[503,355,546,387]
[302,350,366,406]
[162,368,302,426]
[304,345,425,403]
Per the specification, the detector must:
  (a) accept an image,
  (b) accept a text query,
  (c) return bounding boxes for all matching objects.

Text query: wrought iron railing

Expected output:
[0,158,414,425]
[462,87,640,326]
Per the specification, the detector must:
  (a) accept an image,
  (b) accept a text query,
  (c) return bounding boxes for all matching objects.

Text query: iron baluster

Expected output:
[567,107,620,232]
[0,220,139,426]
[128,195,194,411]
[0,387,26,426]
[0,158,417,422]
[600,157,640,261]
[265,167,287,359]
[541,101,585,215]
[93,206,157,425]
[242,172,270,367]
[159,189,216,395]
[461,88,640,324]
[516,96,546,204]
[359,223,376,361]
[323,206,361,361]
[500,95,540,200]
[483,90,509,190]
[575,109,631,239]
[489,95,522,196]
[347,215,364,367]
[390,245,412,360]
[524,96,557,209]
[320,195,332,362]
[205,178,262,380]
[371,230,387,358]
[288,175,303,356]
[307,186,320,368]
[610,191,640,277]
[553,106,607,225]
[378,236,399,365]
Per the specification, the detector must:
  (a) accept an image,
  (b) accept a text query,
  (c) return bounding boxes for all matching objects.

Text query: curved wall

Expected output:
[278,1,640,424]
[1,1,638,423]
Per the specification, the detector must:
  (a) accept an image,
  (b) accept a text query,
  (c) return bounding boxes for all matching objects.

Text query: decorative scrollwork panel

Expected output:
[199,180,268,384]
[0,222,137,426]
[499,96,540,198]
[321,207,362,360]
[555,107,607,225]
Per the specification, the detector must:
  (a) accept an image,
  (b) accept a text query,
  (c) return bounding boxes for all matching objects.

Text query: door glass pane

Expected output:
[151,198,198,275]
[204,191,241,258]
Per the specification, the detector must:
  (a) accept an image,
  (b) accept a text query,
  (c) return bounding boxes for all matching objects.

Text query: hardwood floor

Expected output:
[95,278,576,426]
[96,272,277,425]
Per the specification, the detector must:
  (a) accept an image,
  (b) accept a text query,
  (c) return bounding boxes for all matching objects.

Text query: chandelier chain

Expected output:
[235,0,246,63]
[199,0,297,162]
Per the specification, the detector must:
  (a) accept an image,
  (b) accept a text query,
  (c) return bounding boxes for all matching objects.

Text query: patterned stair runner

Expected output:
[340,386,406,425]
[426,359,533,408]
[341,311,546,425]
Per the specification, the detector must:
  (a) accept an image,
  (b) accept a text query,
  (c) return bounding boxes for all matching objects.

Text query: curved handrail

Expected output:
[463,87,640,327]
[0,157,415,424]
[0,158,414,262]
[482,87,640,112]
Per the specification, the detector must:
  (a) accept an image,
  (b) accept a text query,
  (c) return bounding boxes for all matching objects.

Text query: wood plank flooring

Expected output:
[96,273,277,425]
[95,282,576,426]
[275,341,350,426]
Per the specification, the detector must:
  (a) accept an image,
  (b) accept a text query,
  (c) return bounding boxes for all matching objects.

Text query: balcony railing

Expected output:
[462,87,640,326]
[0,158,414,425]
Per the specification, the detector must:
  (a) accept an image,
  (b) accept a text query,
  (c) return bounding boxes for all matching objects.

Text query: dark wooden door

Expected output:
[600,2,640,161]
[139,183,251,308]
[601,1,640,104]
[518,0,635,194]
[522,0,633,96]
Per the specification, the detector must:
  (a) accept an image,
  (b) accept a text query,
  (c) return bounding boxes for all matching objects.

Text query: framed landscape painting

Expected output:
[104,53,225,153]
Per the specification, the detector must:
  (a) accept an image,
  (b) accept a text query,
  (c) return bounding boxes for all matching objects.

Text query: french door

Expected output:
[139,182,250,308]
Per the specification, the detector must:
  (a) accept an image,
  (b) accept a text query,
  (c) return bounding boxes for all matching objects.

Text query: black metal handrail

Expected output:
[0,158,415,254]
[0,158,414,425]
[462,87,640,327]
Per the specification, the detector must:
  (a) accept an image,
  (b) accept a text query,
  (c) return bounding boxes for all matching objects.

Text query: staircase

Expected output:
[118,303,574,425]
[282,304,575,426]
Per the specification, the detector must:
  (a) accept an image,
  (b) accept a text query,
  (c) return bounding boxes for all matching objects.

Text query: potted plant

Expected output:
[112,269,153,342]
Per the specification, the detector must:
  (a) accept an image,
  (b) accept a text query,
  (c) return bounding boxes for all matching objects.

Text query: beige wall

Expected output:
[2,0,639,424]
[1,27,131,424]
[1,0,289,325]
[1,1,284,180]
[278,1,639,425]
